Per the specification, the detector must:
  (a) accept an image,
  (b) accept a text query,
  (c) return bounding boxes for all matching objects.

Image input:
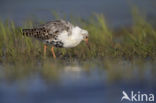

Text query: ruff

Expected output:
[23,20,89,58]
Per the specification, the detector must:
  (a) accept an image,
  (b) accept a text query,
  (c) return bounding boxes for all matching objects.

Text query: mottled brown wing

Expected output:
[43,20,73,36]
[23,20,73,40]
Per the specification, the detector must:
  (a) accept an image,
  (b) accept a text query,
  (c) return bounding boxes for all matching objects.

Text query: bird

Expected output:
[22,20,89,59]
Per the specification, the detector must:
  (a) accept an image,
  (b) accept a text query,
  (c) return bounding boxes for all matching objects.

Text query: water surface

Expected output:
[0,59,156,103]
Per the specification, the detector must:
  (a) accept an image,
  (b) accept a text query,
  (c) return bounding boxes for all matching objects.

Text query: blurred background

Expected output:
[0,0,156,27]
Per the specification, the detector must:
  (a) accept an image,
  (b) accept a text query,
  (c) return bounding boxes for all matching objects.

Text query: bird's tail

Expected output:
[22,29,35,37]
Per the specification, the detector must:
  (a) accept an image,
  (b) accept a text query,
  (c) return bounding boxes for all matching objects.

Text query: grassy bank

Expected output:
[0,10,156,62]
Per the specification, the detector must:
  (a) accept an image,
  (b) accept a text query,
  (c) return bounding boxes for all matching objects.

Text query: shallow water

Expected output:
[0,59,156,103]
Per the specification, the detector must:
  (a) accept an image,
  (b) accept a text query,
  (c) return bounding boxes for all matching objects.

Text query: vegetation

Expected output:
[0,9,156,62]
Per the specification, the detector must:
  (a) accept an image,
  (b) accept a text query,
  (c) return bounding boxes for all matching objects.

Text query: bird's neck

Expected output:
[70,26,83,42]
[63,27,83,48]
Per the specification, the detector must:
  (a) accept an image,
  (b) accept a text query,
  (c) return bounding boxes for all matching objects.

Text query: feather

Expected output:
[22,20,73,40]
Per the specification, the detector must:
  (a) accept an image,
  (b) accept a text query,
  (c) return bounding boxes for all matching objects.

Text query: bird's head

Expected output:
[81,29,90,49]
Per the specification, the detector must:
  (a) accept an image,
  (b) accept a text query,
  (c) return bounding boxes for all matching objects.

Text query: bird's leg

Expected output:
[51,46,56,59]
[44,45,47,57]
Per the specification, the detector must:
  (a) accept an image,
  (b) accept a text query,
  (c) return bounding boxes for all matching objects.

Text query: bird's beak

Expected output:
[84,37,90,50]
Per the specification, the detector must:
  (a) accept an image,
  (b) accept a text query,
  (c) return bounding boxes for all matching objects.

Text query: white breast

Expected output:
[57,27,83,48]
